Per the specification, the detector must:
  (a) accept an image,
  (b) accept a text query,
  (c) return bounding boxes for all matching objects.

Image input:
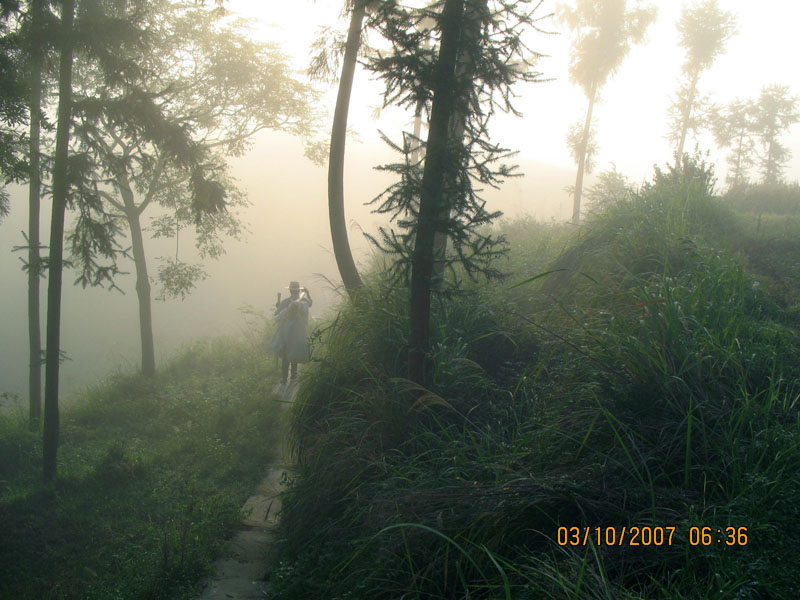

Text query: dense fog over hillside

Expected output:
[2,0,799,401]
[0,125,577,402]
[0,115,576,403]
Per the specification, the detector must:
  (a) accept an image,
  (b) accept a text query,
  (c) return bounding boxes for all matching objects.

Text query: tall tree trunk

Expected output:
[119,176,156,377]
[43,0,76,483]
[409,0,465,383]
[675,71,699,170]
[328,0,366,297]
[431,1,478,281]
[410,99,424,164]
[430,114,465,282]
[27,0,45,430]
[571,84,596,225]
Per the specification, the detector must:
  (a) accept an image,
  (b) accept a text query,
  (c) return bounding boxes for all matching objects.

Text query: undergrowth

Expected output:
[271,160,800,599]
[0,335,283,600]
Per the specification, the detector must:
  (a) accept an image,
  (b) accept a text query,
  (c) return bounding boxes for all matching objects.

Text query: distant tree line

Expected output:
[556,0,798,220]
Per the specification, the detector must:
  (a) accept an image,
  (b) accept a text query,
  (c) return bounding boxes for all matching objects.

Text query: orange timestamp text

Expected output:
[556,526,749,547]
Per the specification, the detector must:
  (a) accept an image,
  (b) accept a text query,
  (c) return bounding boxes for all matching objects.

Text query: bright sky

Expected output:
[224,0,800,188]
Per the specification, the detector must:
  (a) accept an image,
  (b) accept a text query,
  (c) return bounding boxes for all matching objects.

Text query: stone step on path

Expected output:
[194,382,297,599]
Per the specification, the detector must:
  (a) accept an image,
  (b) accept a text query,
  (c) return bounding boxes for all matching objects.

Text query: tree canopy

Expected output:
[559,0,656,97]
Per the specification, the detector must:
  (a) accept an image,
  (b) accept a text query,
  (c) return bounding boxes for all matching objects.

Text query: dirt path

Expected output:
[194,383,297,599]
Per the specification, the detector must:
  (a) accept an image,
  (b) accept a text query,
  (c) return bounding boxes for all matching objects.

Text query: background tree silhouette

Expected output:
[558,0,656,224]
[75,2,317,377]
[750,84,799,185]
[668,0,736,169]
[711,98,757,187]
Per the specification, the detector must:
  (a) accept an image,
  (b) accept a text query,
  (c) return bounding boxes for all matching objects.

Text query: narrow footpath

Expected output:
[194,383,297,599]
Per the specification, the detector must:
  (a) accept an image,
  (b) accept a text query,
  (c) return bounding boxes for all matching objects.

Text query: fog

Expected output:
[0,120,575,402]
[2,0,800,403]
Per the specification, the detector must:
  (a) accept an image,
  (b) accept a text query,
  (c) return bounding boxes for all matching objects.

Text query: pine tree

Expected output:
[365,0,546,382]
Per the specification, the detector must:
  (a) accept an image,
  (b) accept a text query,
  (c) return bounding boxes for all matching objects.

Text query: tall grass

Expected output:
[0,335,284,600]
[272,161,800,599]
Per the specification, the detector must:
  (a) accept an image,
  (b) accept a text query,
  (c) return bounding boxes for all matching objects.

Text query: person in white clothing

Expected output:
[271,281,312,384]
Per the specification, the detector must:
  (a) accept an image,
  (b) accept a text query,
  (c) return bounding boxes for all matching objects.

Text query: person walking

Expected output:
[271,281,312,385]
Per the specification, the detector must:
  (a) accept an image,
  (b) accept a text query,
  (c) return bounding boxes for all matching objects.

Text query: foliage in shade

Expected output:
[0,186,8,221]
[0,9,30,139]
[0,8,33,225]
[0,335,284,600]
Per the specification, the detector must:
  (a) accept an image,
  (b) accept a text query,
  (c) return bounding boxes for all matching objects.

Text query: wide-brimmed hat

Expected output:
[286,281,301,290]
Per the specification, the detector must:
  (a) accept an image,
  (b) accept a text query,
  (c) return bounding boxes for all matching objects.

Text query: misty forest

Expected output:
[1,0,800,598]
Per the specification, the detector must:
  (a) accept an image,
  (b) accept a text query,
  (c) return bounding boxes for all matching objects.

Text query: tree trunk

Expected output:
[571,84,596,225]
[119,176,156,377]
[409,0,465,383]
[431,1,479,282]
[430,115,465,281]
[410,99,424,164]
[675,71,699,170]
[27,0,45,431]
[410,30,432,165]
[43,0,76,483]
[328,0,366,297]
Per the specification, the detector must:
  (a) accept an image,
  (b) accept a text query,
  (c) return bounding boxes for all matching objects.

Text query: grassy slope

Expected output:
[0,335,282,600]
[271,167,800,599]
